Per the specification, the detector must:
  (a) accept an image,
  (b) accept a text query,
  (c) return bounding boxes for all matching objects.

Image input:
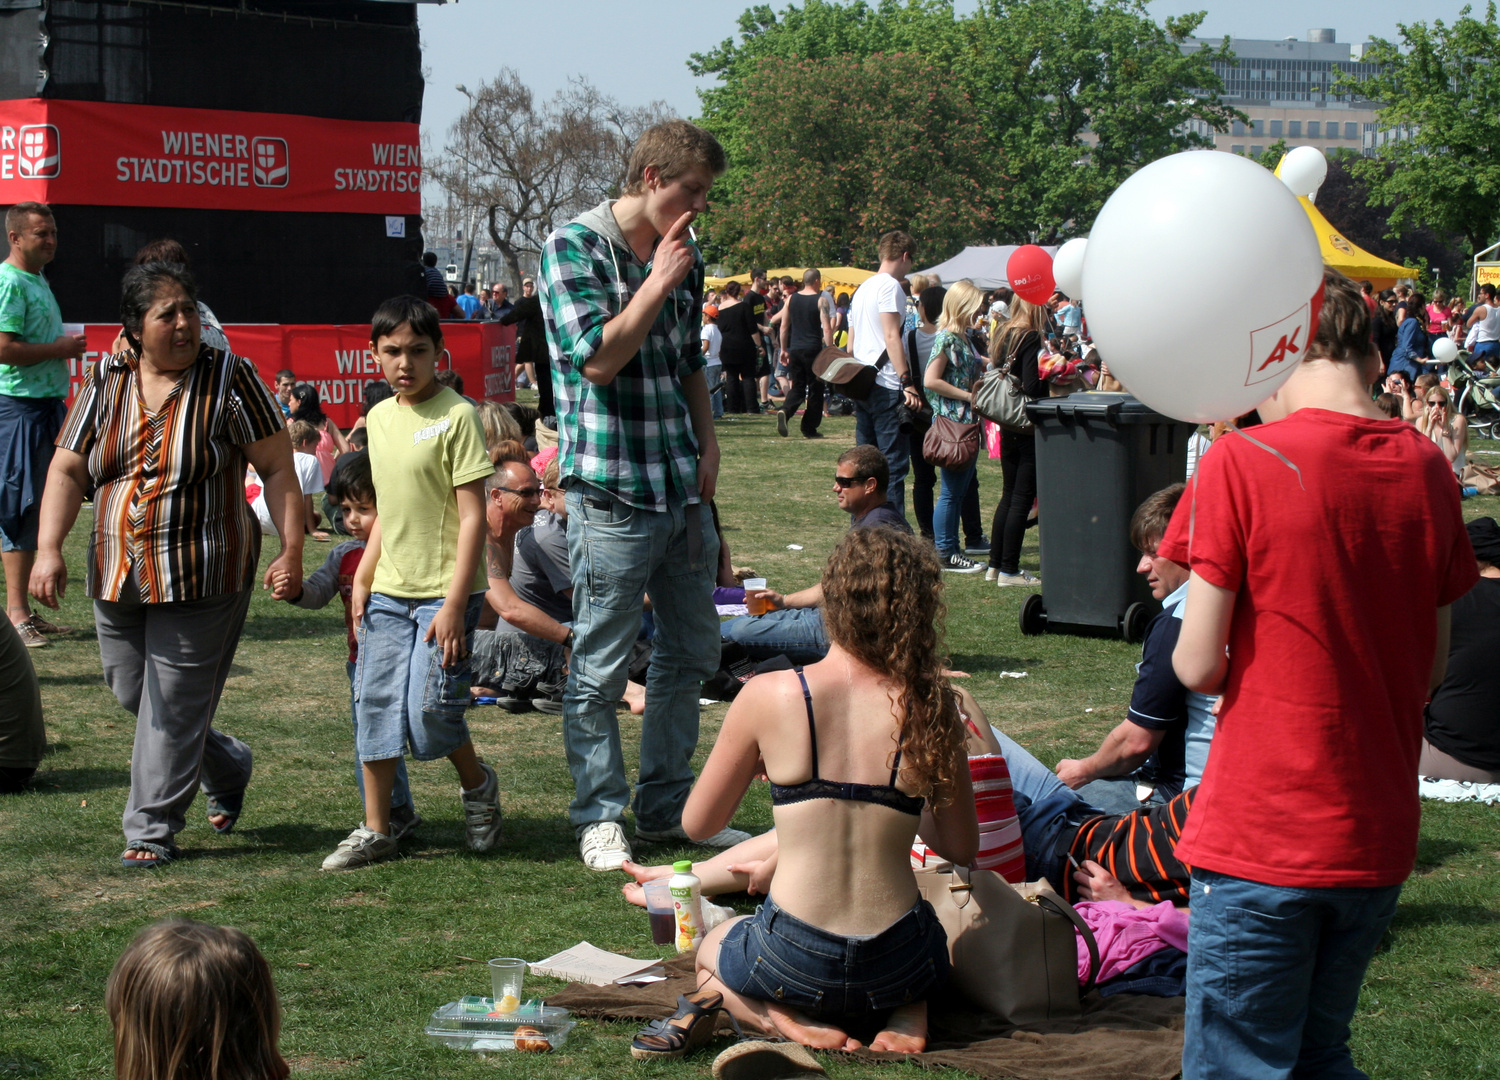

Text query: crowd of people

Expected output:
[0,116,1495,1080]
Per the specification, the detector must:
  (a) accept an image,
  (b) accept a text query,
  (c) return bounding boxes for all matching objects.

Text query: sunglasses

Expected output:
[498,485,543,498]
[1426,398,1445,406]
[833,474,867,488]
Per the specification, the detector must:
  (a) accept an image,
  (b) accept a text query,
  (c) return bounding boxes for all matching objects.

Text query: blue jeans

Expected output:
[348,660,413,810]
[563,483,720,833]
[1184,870,1402,1080]
[989,726,1103,886]
[354,592,484,762]
[934,462,975,557]
[1077,775,1170,815]
[719,606,828,665]
[853,384,909,520]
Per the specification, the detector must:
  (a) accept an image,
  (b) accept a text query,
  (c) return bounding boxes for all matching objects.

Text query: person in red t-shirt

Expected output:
[1161,270,1476,1080]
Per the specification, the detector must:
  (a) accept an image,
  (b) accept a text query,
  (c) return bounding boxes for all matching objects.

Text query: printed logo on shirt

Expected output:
[412,417,451,445]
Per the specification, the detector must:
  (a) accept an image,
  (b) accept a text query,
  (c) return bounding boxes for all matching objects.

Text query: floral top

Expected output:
[923,328,984,425]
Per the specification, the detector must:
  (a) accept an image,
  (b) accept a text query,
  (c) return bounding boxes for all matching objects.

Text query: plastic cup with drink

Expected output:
[488,957,526,1014]
[643,879,676,946]
[743,578,769,616]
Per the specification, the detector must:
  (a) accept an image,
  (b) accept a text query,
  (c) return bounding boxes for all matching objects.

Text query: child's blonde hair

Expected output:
[107,920,288,1080]
[285,419,318,450]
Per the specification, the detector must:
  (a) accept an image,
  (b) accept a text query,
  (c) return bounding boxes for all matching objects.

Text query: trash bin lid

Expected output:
[1026,392,1181,426]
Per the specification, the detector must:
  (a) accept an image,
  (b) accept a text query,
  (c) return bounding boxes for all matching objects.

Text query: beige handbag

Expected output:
[916,864,1099,1025]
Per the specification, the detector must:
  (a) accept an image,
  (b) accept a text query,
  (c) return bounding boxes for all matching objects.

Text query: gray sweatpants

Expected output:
[95,587,254,847]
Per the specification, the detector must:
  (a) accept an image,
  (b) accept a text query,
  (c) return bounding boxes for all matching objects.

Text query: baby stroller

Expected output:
[1447,350,1500,438]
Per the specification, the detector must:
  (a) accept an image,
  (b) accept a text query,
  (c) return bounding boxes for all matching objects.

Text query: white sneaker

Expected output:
[984,566,999,582]
[995,570,1041,587]
[460,762,504,852]
[635,823,753,849]
[579,821,633,870]
[940,552,984,573]
[321,826,397,871]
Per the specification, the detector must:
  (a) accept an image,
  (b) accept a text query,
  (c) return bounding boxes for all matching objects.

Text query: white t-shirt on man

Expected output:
[848,272,904,391]
[1474,304,1500,345]
[701,323,722,365]
[251,451,323,536]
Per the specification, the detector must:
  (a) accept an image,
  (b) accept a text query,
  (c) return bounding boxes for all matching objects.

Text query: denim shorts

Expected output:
[353,592,483,762]
[716,895,950,1022]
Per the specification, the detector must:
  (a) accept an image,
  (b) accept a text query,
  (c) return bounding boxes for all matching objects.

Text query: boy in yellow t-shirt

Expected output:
[322,296,497,872]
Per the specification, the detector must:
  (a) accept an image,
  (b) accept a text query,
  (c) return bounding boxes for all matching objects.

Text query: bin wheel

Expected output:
[1122,602,1151,644]
[1020,593,1047,636]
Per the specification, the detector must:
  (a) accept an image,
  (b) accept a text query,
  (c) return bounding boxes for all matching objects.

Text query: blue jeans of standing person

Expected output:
[719,606,828,665]
[934,462,976,557]
[853,383,909,520]
[988,725,1104,886]
[355,592,484,762]
[347,660,414,812]
[563,482,720,834]
[1183,870,1402,1080]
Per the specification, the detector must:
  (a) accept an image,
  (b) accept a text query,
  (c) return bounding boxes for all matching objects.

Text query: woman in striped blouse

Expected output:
[29,261,303,868]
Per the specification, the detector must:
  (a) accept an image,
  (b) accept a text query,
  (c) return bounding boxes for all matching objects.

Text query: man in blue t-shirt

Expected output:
[455,282,482,320]
[721,445,910,663]
[1055,483,1218,812]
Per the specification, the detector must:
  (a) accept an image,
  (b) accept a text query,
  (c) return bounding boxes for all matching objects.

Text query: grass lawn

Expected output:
[2,408,1498,1079]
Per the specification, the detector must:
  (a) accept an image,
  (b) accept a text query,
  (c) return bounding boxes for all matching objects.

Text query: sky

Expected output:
[416,0,1478,151]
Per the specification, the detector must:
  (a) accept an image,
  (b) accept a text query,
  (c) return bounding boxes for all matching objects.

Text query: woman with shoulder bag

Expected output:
[922,280,986,573]
[986,298,1048,586]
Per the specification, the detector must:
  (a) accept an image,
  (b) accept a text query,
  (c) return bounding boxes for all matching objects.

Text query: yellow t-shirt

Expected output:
[367,387,494,598]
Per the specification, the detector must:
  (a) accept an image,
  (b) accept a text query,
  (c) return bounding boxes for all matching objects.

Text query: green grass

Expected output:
[2,412,1498,1079]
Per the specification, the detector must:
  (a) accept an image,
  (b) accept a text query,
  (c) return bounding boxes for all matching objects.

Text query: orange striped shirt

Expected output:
[1068,787,1196,906]
[56,347,285,603]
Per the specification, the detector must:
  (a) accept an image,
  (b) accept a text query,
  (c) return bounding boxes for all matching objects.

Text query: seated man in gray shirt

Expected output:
[720,444,911,664]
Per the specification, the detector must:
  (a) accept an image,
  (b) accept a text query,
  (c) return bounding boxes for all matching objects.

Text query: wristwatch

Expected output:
[563,629,575,650]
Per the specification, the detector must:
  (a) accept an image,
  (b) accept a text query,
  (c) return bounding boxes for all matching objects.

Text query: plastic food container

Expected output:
[424,997,577,1052]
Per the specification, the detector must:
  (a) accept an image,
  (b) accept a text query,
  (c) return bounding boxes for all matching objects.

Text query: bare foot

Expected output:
[621,680,646,715]
[121,848,167,865]
[622,881,646,907]
[768,1003,862,1050]
[869,1001,927,1054]
[620,859,674,885]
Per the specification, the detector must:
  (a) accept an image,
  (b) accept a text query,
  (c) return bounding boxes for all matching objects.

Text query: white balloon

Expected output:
[1278,145,1328,198]
[1433,336,1459,364]
[1082,151,1325,424]
[1053,238,1088,300]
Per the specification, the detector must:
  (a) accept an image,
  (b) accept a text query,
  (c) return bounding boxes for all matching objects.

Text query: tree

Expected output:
[690,0,1242,262]
[1348,4,1500,255]
[700,52,1002,266]
[431,71,672,284]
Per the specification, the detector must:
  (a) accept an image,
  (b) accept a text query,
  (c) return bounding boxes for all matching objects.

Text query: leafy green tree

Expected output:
[701,52,1000,266]
[1348,4,1500,255]
[691,0,1242,264]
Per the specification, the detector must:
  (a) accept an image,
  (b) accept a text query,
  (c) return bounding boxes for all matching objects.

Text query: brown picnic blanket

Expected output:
[548,953,1185,1080]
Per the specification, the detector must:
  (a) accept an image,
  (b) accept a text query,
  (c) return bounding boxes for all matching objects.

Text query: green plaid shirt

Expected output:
[540,207,706,511]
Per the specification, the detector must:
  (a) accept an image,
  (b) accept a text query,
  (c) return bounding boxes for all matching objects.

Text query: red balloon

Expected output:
[1007,245,1055,304]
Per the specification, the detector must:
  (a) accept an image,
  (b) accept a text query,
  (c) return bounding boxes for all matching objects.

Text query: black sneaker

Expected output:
[940,552,984,573]
[964,535,991,556]
[802,430,825,439]
[532,678,565,715]
[776,410,789,437]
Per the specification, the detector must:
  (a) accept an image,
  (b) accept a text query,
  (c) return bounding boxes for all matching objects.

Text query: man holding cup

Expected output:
[721,445,910,664]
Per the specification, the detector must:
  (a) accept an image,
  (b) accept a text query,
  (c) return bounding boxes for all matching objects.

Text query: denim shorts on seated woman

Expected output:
[716,895,950,1022]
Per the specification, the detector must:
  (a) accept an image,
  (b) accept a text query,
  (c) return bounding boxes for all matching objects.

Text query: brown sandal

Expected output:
[630,989,728,1060]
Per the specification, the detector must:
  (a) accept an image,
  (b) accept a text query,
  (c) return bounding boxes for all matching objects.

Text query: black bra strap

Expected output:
[889,746,903,788]
[794,667,818,779]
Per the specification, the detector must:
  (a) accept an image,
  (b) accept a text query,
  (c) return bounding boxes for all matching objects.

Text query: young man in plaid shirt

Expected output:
[540,120,749,870]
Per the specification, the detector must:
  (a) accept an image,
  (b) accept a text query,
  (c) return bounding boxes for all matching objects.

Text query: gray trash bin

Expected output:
[1019,392,1196,642]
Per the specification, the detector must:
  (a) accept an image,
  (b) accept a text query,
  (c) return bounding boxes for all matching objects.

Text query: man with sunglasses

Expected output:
[722,445,910,664]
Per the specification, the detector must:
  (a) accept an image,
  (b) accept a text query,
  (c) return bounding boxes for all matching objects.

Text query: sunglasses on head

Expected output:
[833,473,867,488]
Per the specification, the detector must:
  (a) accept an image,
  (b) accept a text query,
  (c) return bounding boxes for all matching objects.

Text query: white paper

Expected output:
[998,671,1028,679]
[385,215,406,238]
[529,942,661,986]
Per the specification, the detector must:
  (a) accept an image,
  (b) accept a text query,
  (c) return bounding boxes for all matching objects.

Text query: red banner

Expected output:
[0,99,420,214]
[68,322,515,429]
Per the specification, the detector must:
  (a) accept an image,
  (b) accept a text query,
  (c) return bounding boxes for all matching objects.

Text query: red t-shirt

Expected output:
[1158,409,1476,888]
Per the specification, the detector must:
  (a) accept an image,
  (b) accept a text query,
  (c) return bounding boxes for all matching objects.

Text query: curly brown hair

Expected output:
[820,527,965,807]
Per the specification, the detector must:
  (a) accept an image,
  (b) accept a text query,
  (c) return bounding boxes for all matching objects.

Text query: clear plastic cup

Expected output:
[643,879,676,946]
[743,578,769,616]
[488,957,526,1012]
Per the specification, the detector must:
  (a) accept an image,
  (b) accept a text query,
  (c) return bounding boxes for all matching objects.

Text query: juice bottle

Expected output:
[669,860,704,953]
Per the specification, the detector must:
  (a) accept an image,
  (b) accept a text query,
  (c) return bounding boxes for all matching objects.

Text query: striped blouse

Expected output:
[56,347,286,603]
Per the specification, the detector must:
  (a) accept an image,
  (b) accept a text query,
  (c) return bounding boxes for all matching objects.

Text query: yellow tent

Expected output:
[1298,196,1418,290]
[1274,150,1416,288]
[705,266,875,298]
